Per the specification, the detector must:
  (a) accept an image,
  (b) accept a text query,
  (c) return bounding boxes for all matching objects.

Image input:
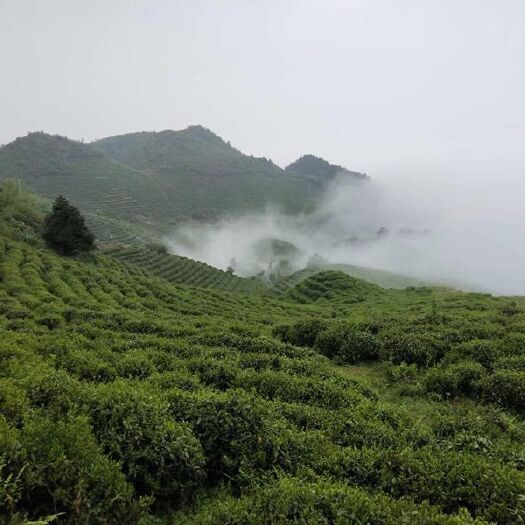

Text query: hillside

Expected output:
[1,189,525,524]
[0,129,374,245]
[0,132,177,234]
[92,126,322,220]
[104,245,267,294]
[273,263,427,295]
[286,153,369,186]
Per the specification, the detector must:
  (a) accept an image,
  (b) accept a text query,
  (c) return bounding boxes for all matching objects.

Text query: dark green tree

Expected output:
[43,195,95,255]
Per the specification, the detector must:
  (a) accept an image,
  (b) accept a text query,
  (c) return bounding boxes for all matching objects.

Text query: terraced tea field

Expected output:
[1,223,525,524]
[104,245,268,294]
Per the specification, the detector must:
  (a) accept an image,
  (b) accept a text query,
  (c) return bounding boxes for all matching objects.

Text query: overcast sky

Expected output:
[1,0,524,173]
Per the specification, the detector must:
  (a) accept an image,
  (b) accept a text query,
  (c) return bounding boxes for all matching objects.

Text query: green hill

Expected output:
[104,245,267,294]
[285,153,369,187]
[1,129,361,240]
[0,132,177,234]
[92,126,322,221]
[283,270,384,304]
[0,129,374,246]
[273,262,427,297]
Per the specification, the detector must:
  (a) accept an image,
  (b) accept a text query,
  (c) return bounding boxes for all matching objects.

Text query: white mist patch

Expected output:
[166,169,525,296]
[167,211,310,277]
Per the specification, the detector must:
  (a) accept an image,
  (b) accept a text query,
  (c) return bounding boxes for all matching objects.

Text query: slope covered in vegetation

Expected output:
[0,132,177,233]
[285,153,368,186]
[273,263,427,296]
[104,245,267,294]
[92,126,323,220]
[0,195,524,523]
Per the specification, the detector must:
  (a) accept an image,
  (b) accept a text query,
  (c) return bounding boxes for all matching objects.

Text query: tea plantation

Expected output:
[1,184,524,524]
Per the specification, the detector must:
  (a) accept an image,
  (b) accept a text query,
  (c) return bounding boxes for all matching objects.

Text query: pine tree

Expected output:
[43,195,95,255]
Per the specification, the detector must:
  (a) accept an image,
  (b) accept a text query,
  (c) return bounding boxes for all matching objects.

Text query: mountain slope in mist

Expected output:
[92,126,329,220]
[286,154,368,187]
[1,128,368,237]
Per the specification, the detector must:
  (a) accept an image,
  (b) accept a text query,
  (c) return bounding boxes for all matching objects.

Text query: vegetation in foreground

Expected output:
[0,184,524,524]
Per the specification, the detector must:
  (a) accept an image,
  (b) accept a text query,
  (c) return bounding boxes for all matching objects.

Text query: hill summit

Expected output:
[286,154,368,184]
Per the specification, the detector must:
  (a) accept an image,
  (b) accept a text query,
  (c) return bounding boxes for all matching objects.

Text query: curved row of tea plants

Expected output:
[104,245,268,294]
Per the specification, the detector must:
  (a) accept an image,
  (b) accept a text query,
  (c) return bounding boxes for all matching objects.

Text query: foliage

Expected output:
[43,196,94,255]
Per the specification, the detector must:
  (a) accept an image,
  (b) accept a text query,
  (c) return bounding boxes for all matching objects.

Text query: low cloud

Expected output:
[167,167,525,296]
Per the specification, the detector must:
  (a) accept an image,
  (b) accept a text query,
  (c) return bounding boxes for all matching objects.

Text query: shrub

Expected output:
[233,369,368,409]
[0,416,25,520]
[452,339,500,369]
[314,322,378,364]
[145,242,168,255]
[83,382,205,502]
[166,389,287,483]
[20,414,144,523]
[56,347,117,382]
[0,378,28,425]
[17,367,81,415]
[326,446,525,523]
[481,370,525,411]
[388,363,419,383]
[177,476,485,524]
[424,361,486,398]
[272,318,328,348]
[379,329,447,367]
[116,350,156,379]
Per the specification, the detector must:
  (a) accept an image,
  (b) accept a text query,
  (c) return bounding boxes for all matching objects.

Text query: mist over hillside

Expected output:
[168,166,525,296]
[2,127,524,295]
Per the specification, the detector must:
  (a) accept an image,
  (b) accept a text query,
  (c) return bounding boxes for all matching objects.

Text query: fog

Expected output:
[168,163,525,295]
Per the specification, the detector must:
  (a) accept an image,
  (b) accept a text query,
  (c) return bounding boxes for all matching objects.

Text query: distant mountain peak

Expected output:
[285,154,368,181]
[1,131,103,164]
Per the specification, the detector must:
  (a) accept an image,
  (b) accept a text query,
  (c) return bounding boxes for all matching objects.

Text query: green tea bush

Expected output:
[20,414,144,524]
[233,370,367,409]
[379,328,448,366]
[452,339,501,369]
[177,475,486,524]
[0,378,28,425]
[423,361,486,398]
[147,370,202,391]
[326,446,525,523]
[388,362,419,383]
[272,318,327,347]
[56,346,117,382]
[481,370,525,411]
[16,367,81,415]
[274,319,379,364]
[115,349,156,379]
[166,388,288,482]
[83,382,205,502]
[187,358,238,390]
[0,416,25,521]
[314,322,380,364]
[494,354,525,371]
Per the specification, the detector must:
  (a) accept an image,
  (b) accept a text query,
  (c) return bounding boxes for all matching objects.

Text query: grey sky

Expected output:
[1,0,524,173]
